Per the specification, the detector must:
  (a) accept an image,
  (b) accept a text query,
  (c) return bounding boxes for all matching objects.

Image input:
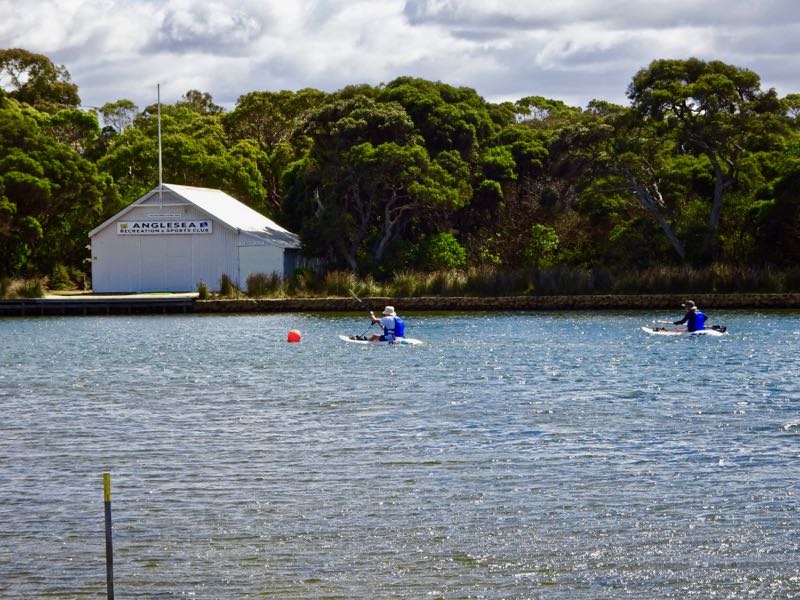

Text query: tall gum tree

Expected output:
[223,89,327,215]
[0,95,120,276]
[98,96,269,212]
[627,58,786,261]
[572,100,688,262]
[0,48,80,112]
[283,92,471,274]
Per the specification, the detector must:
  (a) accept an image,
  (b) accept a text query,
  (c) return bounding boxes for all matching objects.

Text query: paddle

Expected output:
[653,318,687,332]
[654,319,727,333]
[349,289,371,313]
[350,289,377,338]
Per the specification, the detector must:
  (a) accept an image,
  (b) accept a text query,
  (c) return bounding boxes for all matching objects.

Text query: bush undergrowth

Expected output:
[0,277,47,299]
[14,264,786,301]
[279,265,799,298]
[246,272,285,298]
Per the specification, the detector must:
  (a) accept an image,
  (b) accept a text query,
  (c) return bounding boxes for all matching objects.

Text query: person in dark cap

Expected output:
[673,300,707,332]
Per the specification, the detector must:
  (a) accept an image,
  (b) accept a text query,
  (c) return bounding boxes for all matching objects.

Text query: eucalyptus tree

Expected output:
[459,116,552,267]
[98,99,139,134]
[378,77,496,160]
[283,92,471,274]
[764,160,800,265]
[627,58,786,261]
[98,95,269,213]
[0,95,120,277]
[0,47,102,173]
[40,107,101,156]
[462,95,594,269]
[378,80,570,268]
[177,89,223,115]
[782,93,800,123]
[223,88,327,214]
[86,99,140,161]
[0,48,80,112]
[571,100,689,262]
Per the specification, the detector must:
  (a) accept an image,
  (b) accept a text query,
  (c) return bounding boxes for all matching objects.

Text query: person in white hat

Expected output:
[368,305,405,342]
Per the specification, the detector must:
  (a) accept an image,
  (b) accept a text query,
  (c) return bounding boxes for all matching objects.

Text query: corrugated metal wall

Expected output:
[238,243,284,290]
[91,195,240,293]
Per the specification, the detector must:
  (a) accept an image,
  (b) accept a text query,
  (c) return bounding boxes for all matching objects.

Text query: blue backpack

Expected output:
[390,316,405,338]
[691,311,706,331]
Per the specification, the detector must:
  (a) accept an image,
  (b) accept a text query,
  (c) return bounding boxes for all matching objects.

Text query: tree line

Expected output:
[1,47,799,289]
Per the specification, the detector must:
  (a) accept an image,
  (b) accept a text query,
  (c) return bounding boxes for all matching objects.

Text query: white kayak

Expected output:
[338,334,423,346]
[642,326,727,337]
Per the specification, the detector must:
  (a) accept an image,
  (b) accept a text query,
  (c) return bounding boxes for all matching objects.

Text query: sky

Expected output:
[2,0,799,112]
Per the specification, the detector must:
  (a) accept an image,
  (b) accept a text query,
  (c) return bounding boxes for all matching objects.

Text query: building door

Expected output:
[163,235,193,291]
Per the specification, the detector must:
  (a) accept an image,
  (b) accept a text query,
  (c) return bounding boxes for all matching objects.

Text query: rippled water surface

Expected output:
[1,310,799,598]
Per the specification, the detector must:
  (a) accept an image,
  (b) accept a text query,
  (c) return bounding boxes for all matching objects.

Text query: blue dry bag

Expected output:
[391,316,405,338]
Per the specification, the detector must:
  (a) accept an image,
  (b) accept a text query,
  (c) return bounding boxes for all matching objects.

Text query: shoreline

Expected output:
[3,292,800,317]
[195,292,800,313]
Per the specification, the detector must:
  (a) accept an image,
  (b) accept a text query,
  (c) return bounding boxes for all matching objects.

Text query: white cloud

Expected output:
[1,0,799,111]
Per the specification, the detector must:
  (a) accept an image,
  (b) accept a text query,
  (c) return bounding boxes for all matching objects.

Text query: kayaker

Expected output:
[673,300,706,332]
[368,305,405,342]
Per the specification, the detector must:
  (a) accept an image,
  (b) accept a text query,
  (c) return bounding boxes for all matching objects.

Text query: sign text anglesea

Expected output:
[117,220,213,235]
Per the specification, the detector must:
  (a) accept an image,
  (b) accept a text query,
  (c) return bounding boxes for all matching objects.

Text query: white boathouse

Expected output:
[88,183,301,293]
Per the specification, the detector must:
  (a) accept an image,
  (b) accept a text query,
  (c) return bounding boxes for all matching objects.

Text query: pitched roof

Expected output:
[89,183,300,249]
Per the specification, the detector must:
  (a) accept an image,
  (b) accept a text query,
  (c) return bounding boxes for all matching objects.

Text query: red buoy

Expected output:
[287,329,302,343]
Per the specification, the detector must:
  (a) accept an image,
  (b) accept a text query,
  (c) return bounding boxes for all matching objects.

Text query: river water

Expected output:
[1,310,798,598]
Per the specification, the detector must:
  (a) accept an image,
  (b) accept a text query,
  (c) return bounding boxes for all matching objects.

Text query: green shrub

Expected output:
[419,233,467,271]
[708,264,780,293]
[427,270,468,296]
[785,267,800,292]
[196,265,800,298]
[535,266,594,295]
[0,277,46,298]
[525,224,560,269]
[605,264,790,295]
[49,264,75,290]
[219,273,239,298]
[323,271,359,296]
[388,270,418,297]
[289,267,319,295]
[16,278,46,298]
[383,270,471,297]
[357,275,383,297]
[464,267,531,296]
[197,280,209,300]
[246,272,284,297]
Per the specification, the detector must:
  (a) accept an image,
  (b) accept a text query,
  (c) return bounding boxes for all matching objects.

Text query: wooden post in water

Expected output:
[103,472,114,600]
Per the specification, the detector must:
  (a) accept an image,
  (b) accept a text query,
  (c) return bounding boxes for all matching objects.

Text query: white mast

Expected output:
[157,83,163,204]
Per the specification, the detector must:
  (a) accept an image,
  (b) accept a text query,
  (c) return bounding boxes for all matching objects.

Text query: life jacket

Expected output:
[384,316,405,338]
[688,310,706,332]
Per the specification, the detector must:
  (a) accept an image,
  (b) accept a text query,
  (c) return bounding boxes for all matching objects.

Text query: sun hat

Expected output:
[382,306,396,316]
[682,300,696,309]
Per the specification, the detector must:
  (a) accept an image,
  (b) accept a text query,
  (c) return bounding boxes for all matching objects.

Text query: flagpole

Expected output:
[157,83,163,204]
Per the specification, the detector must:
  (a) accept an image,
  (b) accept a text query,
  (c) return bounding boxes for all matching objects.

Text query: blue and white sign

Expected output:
[117,220,213,234]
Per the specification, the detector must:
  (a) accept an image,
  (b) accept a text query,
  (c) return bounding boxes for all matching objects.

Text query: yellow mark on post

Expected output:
[103,472,111,502]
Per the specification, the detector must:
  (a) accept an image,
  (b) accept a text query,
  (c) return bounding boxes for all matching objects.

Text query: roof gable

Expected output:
[89,184,300,248]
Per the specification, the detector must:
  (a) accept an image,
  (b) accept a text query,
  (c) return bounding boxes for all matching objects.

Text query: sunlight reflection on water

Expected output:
[1,310,799,598]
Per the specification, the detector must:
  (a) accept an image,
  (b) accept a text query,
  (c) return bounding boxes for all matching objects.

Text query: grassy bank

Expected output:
[215,265,800,299]
[5,265,799,300]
